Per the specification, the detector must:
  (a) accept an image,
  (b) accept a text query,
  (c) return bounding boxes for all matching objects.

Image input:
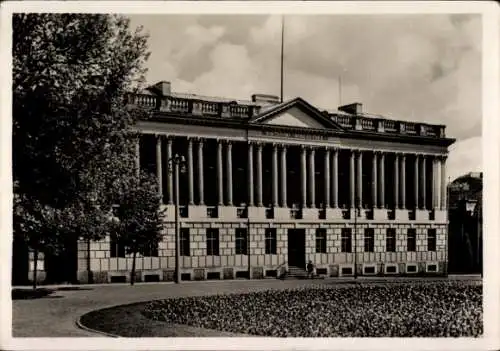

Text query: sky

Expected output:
[128,14,482,182]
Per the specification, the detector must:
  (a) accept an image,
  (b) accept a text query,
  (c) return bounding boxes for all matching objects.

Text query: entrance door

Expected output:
[287,229,305,268]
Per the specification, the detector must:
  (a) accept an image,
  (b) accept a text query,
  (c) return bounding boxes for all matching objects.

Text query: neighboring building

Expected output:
[23,81,455,284]
[448,172,483,274]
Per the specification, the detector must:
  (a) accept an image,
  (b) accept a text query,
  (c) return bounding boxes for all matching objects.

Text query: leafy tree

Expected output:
[112,171,165,285]
[12,13,153,286]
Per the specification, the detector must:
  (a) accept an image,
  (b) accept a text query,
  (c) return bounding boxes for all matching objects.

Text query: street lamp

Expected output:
[353,196,361,279]
[168,153,187,284]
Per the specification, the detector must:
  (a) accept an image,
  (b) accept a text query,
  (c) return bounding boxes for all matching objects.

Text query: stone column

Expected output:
[197,139,204,205]
[226,141,233,206]
[331,148,339,209]
[135,137,140,178]
[350,150,355,208]
[308,148,316,208]
[156,135,163,202]
[280,145,287,207]
[248,143,254,206]
[167,137,174,205]
[379,152,385,208]
[357,150,363,208]
[301,146,307,208]
[372,152,378,208]
[400,154,406,209]
[394,153,399,209]
[433,156,441,209]
[421,155,426,209]
[440,156,447,210]
[217,140,223,206]
[272,144,279,207]
[324,148,331,208]
[414,154,419,209]
[256,143,263,207]
[187,138,194,205]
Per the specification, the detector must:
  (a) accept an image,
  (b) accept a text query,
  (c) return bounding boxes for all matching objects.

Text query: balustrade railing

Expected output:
[127,92,446,138]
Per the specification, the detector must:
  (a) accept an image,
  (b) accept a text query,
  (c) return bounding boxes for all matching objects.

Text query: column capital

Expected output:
[330,147,339,153]
[280,143,287,150]
[166,136,173,144]
[198,138,204,145]
[155,133,163,140]
[439,155,448,162]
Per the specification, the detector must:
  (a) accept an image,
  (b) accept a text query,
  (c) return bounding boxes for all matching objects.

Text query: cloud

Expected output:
[128,13,482,176]
[447,136,482,182]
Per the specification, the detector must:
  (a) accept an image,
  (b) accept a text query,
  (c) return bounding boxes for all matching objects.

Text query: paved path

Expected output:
[11,275,481,337]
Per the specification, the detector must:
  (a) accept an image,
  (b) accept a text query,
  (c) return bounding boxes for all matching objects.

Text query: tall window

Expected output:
[180,228,190,256]
[341,228,352,253]
[316,228,327,253]
[140,241,159,257]
[265,228,277,254]
[206,228,219,256]
[110,235,125,258]
[364,228,374,252]
[235,228,248,255]
[407,228,416,252]
[386,228,396,252]
[427,229,436,251]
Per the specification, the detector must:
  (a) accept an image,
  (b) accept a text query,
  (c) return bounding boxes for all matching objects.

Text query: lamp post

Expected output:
[353,196,361,279]
[168,154,187,284]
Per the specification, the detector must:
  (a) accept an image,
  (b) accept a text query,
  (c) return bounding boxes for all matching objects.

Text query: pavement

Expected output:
[11,275,482,338]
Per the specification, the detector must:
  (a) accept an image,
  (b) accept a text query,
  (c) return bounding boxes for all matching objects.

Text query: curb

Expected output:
[75,315,120,338]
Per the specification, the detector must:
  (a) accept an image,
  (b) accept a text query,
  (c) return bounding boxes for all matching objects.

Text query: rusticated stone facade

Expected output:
[28,81,455,284]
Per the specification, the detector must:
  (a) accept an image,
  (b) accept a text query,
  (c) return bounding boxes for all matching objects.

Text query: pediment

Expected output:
[250,97,343,130]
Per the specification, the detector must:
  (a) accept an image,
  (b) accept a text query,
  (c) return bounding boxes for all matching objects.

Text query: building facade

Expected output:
[27,81,456,284]
[448,172,483,274]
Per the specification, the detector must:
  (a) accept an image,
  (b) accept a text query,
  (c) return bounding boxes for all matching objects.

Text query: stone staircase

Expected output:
[280,265,308,280]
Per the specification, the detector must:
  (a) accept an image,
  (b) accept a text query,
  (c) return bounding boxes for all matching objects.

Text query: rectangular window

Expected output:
[427,229,437,251]
[180,228,190,256]
[407,228,416,252]
[364,228,374,252]
[110,235,125,258]
[235,228,248,255]
[206,228,219,256]
[315,229,327,253]
[341,228,352,253]
[386,228,396,252]
[265,228,277,254]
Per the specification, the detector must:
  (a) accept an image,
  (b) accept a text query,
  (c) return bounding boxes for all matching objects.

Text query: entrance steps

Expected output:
[280,265,308,280]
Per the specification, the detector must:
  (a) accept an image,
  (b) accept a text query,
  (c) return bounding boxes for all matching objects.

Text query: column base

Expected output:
[274,207,291,220]
[395,209,409,221]
[248,206,267,219]
[415,209,429,221]
[218,206,237,219]
[302,208,319,220]
[160,205,175,219]
[373,208,388,221]
[326,208,343,219]
[434,210,448,222]
[188,205,207,219]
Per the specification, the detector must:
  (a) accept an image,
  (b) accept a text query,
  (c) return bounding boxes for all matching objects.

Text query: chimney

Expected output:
[152,81,172,96]
[251,94,281,106]
[338,102,363,115]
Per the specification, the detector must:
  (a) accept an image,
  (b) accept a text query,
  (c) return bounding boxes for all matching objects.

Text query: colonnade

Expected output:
[138,135,448,211]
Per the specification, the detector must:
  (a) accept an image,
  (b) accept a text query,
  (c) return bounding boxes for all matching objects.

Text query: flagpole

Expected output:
[280,15,285,103]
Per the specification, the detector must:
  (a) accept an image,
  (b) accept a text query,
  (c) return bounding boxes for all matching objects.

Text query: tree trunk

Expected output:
[32,248,38,290]
[130,249,137,286]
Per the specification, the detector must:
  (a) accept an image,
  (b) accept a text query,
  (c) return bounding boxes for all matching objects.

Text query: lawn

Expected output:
[141,281,482,337]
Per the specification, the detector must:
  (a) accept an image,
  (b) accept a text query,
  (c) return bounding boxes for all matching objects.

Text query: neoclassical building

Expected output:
[27,81,455,284]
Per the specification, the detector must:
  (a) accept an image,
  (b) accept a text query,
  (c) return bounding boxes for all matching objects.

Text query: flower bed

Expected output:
[142,282,482,337]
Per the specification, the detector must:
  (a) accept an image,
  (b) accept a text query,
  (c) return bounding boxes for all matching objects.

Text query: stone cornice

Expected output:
[148,112,455,148]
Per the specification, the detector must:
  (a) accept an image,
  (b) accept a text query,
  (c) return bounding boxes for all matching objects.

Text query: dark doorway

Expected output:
[288,229,305,268]
[44,236,78,284]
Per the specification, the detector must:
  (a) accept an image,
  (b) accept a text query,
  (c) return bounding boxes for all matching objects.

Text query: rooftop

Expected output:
[127,81,451,140]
